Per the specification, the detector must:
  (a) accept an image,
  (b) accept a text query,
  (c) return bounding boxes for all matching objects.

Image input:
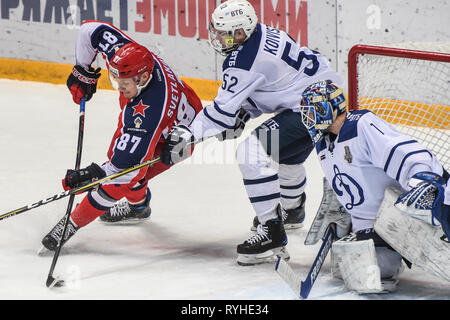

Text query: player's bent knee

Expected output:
[236,134,276,177]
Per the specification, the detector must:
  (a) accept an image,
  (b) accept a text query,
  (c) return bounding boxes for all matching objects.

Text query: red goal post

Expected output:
[347,44,450,169]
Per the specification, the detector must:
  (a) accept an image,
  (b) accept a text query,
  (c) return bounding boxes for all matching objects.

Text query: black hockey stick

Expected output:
[275,223,336,299]
[46,98,86,288]
[0,155,163,222]
[0,133,207,223]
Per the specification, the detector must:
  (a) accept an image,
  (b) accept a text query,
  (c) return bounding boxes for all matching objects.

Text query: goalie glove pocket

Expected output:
[395,172,445,226]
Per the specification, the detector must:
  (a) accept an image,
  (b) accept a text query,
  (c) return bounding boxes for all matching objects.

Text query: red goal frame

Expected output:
[347,44,450,110]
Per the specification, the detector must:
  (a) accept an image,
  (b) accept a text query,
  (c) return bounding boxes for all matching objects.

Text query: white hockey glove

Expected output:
[395,172,445,226]
[161,125,195,165]
[216,108,251,141]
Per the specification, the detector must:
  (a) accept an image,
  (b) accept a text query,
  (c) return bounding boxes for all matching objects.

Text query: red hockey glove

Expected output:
[66,65,101,104]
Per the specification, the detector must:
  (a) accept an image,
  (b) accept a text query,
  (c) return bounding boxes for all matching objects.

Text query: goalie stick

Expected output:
[275,223,336,299]
[46,98,86,289]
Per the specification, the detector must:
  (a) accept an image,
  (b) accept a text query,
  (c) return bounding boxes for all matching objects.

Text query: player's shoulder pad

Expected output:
[90,23,131,56]
[337,109,372,143]
[223,23,262,72]
[139,67,166,112]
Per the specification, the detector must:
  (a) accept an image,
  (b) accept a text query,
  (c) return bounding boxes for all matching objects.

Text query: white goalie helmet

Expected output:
[209,0,258,55]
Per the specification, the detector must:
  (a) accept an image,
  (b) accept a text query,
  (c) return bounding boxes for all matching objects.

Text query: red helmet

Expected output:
[109,42,155,79]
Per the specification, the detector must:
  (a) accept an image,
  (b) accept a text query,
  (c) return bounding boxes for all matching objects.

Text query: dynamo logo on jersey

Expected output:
[331,165,364,210]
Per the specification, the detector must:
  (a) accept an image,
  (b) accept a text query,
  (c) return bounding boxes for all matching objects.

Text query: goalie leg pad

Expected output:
[331,238,400,293]
[375,187,450,282]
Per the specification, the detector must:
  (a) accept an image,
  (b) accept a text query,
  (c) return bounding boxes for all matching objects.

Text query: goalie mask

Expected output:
[300,80,347,144]
[208,0,258,55]
[108,42,155,97]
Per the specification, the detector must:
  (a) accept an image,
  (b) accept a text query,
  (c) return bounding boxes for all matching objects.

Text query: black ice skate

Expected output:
[251,193,306,231]
[237,217,289,266]
[41,215,79,252]
[99,189,151,224]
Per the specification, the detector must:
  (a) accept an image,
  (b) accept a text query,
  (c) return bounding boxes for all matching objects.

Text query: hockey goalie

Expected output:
[298,80,450,294]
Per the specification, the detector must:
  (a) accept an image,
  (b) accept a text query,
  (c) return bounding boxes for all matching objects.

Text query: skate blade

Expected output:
[237,247,290,266]
[37,246,70,257]
[251,222,303,232]
[98,217,151,225]
[284,222,304,230]
[37,245,52,257]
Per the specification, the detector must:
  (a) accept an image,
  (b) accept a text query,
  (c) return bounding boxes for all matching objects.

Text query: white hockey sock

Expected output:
[237,134,281,219]
[279,163,307,210]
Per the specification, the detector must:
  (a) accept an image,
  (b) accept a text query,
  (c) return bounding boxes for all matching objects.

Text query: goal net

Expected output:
[348,44,450,170]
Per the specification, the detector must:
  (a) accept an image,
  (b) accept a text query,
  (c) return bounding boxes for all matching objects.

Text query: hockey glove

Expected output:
[62,162,106,190]
[395,171,446,227]
[216,108,251,141]
[67,65,102,104]
[161,125,195,166]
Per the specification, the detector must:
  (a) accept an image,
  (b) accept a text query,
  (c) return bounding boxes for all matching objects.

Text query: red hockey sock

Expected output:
[70,195,106,228]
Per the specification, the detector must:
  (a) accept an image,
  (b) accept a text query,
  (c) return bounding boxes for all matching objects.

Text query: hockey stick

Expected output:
[0,155,163,222]
[46,98,86,288]
[0,133,209,222]
[275,223,336,299]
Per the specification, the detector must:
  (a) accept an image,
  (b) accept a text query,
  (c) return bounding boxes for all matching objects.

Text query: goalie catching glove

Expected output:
[395,171,449,240]
[62,162,106,191]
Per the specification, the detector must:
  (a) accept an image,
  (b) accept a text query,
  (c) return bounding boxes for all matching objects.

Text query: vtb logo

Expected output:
[230,9,244,17]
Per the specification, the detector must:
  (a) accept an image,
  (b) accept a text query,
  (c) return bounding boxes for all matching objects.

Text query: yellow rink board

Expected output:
[1,57,449,130]
[359,97,450,129]
[0,57,221,101]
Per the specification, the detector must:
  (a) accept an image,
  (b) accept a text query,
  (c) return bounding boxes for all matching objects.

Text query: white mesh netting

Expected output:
[354,44,450,169]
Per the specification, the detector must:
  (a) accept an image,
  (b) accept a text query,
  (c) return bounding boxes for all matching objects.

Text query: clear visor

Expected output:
[108,70,139,91]
[208,24,235,53]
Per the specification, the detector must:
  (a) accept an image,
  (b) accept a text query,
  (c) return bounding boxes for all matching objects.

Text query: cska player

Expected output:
[41,21,203,251]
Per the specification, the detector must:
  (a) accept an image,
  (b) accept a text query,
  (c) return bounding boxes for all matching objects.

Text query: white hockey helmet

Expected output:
[208,0,258,55]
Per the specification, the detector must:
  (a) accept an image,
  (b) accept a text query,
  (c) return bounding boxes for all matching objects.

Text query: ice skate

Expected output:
[40,215,79,254]
[99,189,151,224]
[237,216,289,266]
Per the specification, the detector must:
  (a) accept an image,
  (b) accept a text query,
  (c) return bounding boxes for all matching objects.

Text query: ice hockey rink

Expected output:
[0,79,449,301]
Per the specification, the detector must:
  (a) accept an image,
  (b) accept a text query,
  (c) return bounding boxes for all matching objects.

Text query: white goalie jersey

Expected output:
[189,23,343,140]
[317,109,445,232]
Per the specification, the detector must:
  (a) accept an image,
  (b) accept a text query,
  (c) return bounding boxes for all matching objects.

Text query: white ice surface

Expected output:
[0,79,448,300]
